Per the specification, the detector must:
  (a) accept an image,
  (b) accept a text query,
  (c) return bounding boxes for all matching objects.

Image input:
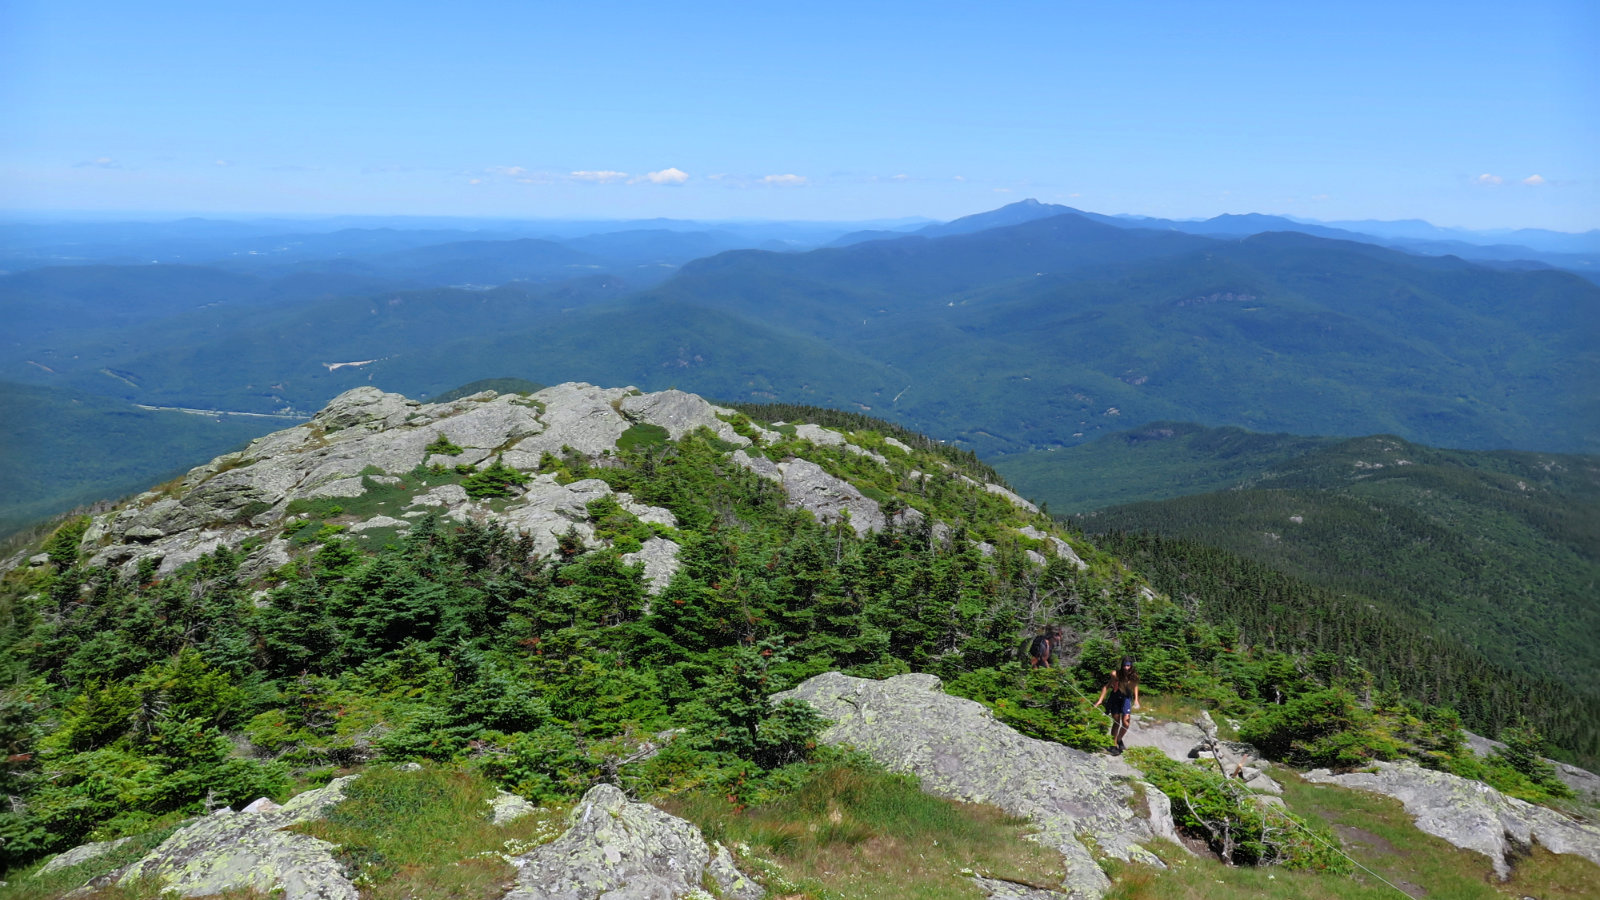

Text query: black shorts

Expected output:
[1105,696,1132,717]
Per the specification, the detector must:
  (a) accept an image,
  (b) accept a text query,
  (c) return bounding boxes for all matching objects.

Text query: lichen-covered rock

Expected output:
[773,672,1162,899]
[972,875,1073,899]
[986,482,1040,514]
[505,783,762,900]
[1017,526,1087,571]
[36,837,130,875]
[732,449,783,482]
[104,776,360,899]
[1302,760,1600,879]
[489,790,539,825]
[623,536,681,596]
[618,389,750,445]
[778,459,886,536]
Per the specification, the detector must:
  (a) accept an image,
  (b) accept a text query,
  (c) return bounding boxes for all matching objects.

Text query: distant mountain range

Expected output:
[2,202,1596,535]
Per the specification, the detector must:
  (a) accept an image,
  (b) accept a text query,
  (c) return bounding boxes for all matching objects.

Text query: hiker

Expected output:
[1026,626,1058,669]
[1095,657,1140,753]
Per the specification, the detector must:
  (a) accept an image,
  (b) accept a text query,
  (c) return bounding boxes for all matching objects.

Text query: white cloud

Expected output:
[571,170,630,184]
[952,175,966,182]
[761,173,806,186]
[468,178,482,185]
[635,167,689,185]
[1474,173,1504,185]
[993,187,1012,193]
[1311,193,1330,201]
[892,173,908,181]
[1522,174,1546,186]
[74,156,119,168]
[707,173,729,181]
[487,165,527,177]
[213,159,231,167]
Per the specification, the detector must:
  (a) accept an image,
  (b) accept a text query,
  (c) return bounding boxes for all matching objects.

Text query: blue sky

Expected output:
[3,0,1595,229]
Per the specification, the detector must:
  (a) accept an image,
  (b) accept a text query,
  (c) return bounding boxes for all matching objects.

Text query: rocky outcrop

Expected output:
[618,389,749,445]
[1017,526,1087,571]
[1121,715,1280,794]
[489,790,539,825]
[1303,761,1600,879]
[63,382,1078,597]
[777,459,886,536]
[504,783,762,900]
[36,837,130,875]
[774,672,1166,899]
[99,776,360,899]
[623,536,682,596]
[1464,731,1600,805]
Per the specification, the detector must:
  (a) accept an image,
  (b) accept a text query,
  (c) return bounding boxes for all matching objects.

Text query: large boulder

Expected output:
[777,459,886,536]
[773,672,1166,900]
[505,783,762,900]
[1303,760,1600,879]
[97,776,361,899]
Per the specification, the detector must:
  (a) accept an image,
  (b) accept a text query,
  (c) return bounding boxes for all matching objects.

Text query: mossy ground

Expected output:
[662,762,1063,900]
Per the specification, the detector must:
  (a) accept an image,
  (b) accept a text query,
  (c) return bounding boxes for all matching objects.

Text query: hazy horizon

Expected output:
[5,1,1594,231]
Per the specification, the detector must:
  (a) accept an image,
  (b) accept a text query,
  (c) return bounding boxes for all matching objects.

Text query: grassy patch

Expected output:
[0,820,184,900]
[617,423,671,453]
[1101,772,1600,900]
[295,764,563,900]
[661,760,1062,900]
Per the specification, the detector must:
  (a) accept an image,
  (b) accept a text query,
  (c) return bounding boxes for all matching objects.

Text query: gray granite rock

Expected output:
[619,389,749,445]
[778,459,886,536]
[791,423,846,447]
[1303,760,1600,879]
[505,783,762,900]
[36,837,131,875]
[489,790,539,825]
[623,536,681,596]
[732,449,783,482]
[104,776,361,900]
[1018,526,1087,571]
[972,876,1073,900]
[774,672,1162,899]
[985,483,1040,514]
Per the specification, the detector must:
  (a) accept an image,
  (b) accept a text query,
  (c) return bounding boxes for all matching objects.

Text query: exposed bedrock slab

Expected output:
[777,458,886,536]
[1302,760,1600,879]
[505,783,762,900]
[774,672,1165,900]
[101,777,361,900]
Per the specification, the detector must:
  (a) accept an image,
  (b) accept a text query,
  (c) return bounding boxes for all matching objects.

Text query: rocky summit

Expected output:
[73,382,1054,588]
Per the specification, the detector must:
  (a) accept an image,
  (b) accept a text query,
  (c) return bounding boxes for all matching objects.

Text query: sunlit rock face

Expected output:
[775,671,1171,900]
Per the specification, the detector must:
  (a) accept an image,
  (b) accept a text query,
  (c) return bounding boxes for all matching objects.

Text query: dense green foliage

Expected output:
[0,381,270,541]
[1095,531,1599,768]
[993,422,1338,515]
[1,412,1589,881]
[1073,433,1600,755]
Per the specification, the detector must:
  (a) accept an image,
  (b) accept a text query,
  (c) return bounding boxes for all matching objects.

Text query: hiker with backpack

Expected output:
[1026,625,1060,669]
[1095,657,1140,753]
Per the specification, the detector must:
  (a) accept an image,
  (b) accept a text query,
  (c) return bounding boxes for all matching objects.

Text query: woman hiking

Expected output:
[1095,657,1140,754]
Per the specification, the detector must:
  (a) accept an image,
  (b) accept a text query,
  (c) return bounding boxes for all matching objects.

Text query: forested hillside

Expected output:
[1,388,1585,884]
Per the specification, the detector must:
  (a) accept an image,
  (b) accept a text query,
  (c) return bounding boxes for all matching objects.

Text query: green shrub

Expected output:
[1124,746,1349,871]
[424,434,464,456]
[462,457,529,499]
[1238,688,1404,768]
